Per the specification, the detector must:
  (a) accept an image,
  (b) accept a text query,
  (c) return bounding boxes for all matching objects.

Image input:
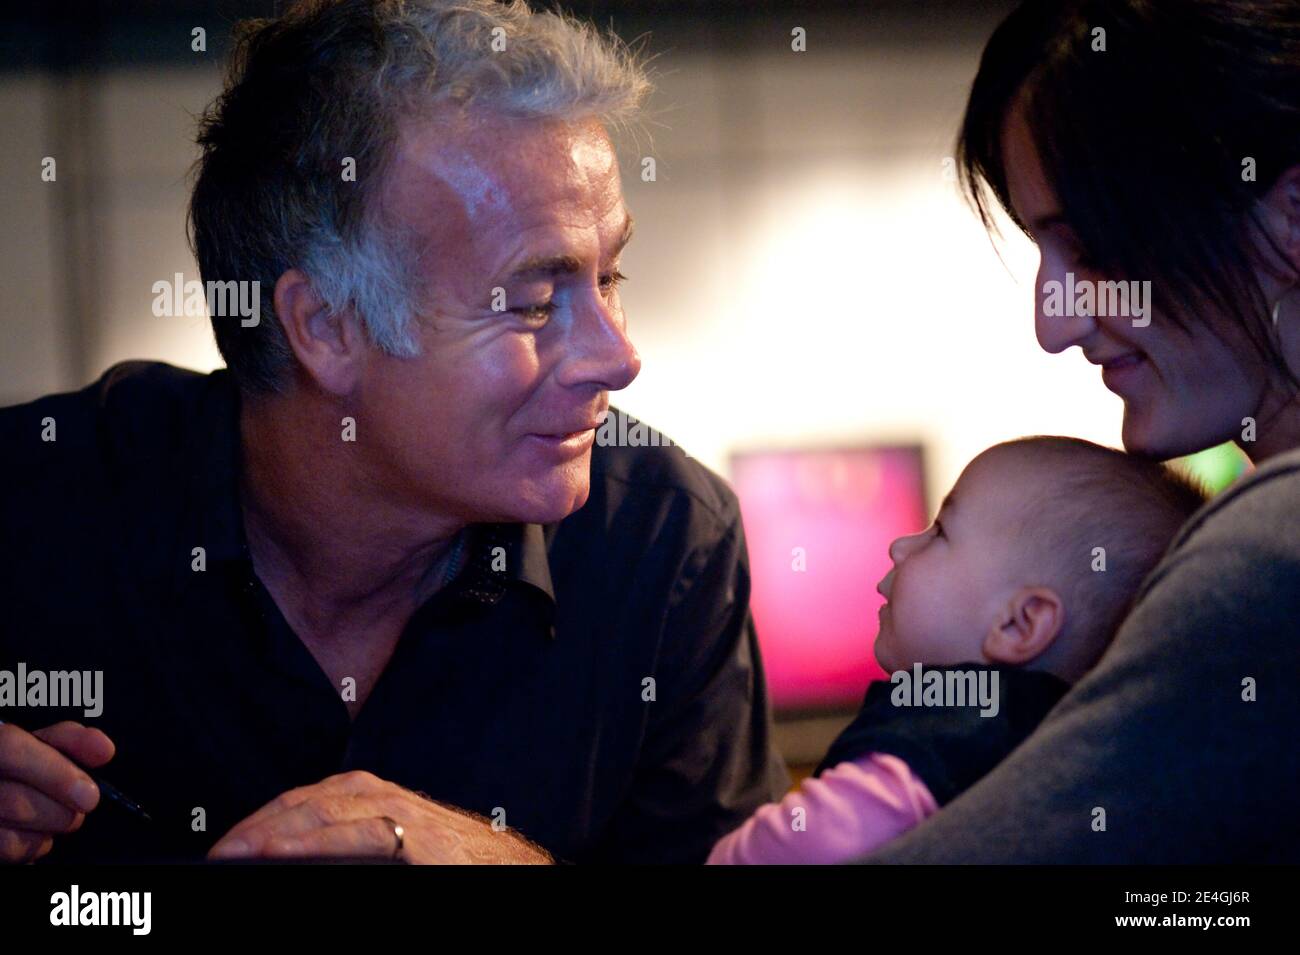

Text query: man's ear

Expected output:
[982,586,1064,666]
[273,268,366,397]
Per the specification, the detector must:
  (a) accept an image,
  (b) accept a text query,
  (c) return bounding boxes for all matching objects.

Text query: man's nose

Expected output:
[1034,256,1097,355]
[558,295,641,391]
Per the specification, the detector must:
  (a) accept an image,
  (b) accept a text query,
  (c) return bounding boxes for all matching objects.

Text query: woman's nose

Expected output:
[1034,256,1097,355]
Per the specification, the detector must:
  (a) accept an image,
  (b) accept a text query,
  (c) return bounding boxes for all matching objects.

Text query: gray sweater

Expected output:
[862,447,1300,863]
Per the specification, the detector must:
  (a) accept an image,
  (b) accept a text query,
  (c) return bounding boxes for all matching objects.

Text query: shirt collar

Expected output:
[444,522,557,634]
[178,369,557,635]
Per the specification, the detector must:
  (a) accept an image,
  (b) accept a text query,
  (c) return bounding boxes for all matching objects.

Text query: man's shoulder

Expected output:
[588,408,740,539]
[0,360,223,490]
[1,359,217,426]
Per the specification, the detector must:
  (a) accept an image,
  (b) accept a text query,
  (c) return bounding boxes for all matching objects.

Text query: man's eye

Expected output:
[600,270,628,293]
[512,302,557,324]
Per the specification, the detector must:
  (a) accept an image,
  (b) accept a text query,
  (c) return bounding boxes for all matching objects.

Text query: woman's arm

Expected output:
[707,753,938,865]
[861,461,1300,863]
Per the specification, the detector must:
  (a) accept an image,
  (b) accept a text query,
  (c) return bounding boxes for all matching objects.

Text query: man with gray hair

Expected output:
[0,0,787,864]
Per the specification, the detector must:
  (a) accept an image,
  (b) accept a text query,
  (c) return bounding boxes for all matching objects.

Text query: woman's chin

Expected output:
[1121,405,1219,461]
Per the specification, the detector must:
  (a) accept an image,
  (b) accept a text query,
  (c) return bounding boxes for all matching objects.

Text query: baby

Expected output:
[709,436,1207,865]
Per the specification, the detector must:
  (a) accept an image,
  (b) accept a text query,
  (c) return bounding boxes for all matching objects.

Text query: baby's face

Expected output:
[873,452,1029,672]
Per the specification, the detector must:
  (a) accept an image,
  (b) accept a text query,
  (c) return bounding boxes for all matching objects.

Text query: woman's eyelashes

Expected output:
[1068,248,1098,271]
[1055,235,1098,273]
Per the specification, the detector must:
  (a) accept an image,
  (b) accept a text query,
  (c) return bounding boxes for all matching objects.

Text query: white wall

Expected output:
[0,74,71,399]
[0,39,1125,506]
[613,44,1123,505]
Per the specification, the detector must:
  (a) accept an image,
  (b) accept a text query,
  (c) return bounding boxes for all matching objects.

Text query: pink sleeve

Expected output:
[705,752,940,865]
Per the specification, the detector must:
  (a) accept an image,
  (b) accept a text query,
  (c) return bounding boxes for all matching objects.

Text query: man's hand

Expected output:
[0,721,115,864]
[207,770,553,864]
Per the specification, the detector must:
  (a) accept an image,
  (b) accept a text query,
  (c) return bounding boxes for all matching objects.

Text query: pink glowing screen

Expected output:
[730,446,929,711]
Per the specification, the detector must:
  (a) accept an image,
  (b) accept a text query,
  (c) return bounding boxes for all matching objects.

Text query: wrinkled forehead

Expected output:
[384,107,621,240]
[375,108,626,301]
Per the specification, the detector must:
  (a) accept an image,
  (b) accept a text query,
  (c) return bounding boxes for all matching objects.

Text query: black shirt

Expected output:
[0,361,789,863]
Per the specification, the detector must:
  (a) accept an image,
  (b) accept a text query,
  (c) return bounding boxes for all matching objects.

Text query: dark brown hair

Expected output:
[958,0,1300,384]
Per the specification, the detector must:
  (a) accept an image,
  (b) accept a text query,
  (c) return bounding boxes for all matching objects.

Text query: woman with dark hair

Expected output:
[866,0,1300,862]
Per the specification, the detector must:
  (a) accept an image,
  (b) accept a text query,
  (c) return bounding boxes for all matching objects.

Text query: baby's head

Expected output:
[873,436,1208,683]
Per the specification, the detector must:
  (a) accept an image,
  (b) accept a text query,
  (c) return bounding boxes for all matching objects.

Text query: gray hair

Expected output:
[189,0,651,394]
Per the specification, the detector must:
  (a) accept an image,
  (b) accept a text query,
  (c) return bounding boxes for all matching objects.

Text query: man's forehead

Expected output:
[379,110,628,298]
[384,110,625,264]
[390,110,616,207]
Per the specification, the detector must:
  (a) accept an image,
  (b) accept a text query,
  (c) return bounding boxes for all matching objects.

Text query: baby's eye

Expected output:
[932,519,945,539]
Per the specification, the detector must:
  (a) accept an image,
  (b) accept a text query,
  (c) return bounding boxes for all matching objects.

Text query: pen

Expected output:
[0,719,153,823]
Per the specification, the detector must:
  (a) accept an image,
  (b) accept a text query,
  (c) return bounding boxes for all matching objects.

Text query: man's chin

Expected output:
[502,478,591,525]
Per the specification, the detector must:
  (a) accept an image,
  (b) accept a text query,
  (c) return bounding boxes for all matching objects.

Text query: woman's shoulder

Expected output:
[1166,446,1300,554]
[1134,446,1300,611]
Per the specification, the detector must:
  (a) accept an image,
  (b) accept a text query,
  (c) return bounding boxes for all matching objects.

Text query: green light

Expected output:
[1172,443,1250,495]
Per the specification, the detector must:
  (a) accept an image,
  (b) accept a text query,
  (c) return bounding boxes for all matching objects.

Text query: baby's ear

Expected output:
[982,587,1064,665]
